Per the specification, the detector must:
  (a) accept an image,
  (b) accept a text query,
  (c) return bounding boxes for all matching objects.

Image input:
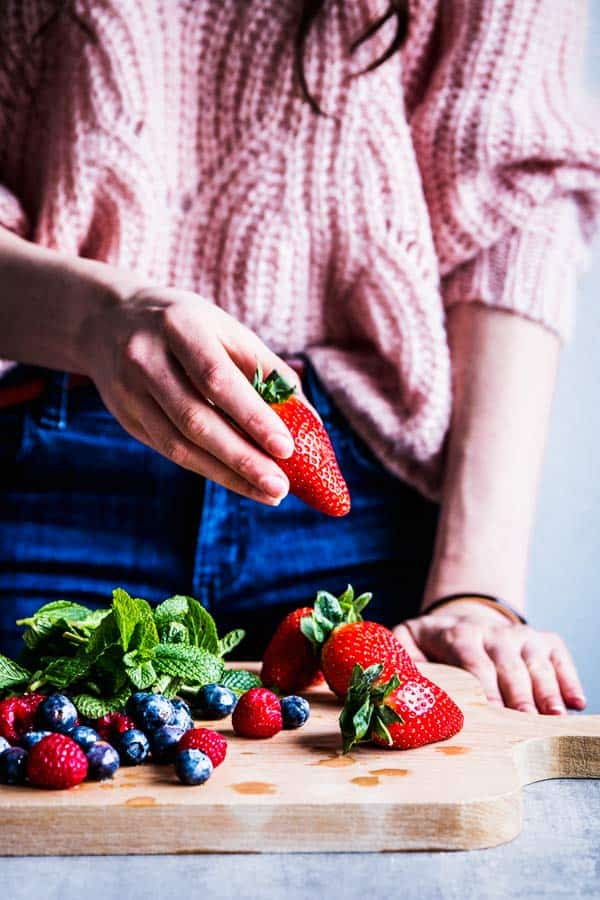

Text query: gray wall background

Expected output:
[528,5,600,712]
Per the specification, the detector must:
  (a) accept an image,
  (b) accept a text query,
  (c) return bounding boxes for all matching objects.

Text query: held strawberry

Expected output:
[253,367,351,517]
[339,663,464,752]
[261,607,324,693]
[301,585,417,698]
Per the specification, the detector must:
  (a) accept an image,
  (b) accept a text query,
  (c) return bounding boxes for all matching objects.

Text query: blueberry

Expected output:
[71,725,101,753]
[0,747,28,785]
[117,729,150,766]
[35,693,78,734]
[150,725,187,764]
[137,694,174,733]
[125,691,151,722]
[194,684,237,720]
[170,698,193,732]
[175,749,213,786]
[0,736,10,755]
[86,741,120,780]
[280,695,311,730]
[19,730,52,751]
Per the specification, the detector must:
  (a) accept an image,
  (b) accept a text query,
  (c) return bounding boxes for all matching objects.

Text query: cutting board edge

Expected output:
[0,792,525,855]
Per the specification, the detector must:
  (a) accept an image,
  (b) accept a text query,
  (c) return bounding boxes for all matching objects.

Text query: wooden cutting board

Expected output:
[1,662,599,855]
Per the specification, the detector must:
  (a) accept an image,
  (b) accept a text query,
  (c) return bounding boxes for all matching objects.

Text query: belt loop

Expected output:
[38,370,70,430]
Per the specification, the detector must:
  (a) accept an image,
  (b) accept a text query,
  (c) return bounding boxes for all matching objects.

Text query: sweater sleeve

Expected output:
[0,3,42,239]
[408,0,600,339]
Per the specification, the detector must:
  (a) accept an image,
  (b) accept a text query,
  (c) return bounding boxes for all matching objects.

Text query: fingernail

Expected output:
[260,474,289,499]
[571,694,586,708]
[516,704,536,714]
[548,705,565,715]
[267,434,295,459]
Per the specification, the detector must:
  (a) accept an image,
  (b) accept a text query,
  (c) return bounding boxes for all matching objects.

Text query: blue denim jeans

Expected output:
[0,362,438,660]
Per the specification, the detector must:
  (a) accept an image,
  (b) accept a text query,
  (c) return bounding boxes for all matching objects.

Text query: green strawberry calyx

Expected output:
[339,663,404,754]
[300,584,372,650]
[253,364,296,405]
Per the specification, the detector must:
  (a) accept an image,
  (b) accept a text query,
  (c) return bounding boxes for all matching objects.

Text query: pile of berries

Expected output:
[0,681,311,791]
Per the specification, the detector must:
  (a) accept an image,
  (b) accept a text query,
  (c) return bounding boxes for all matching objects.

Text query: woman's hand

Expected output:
[394,600,586,714]
[83,284,300,505]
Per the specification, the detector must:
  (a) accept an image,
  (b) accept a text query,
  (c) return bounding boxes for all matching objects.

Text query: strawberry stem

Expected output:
[339,663,404,754]
[300,585,373,650]
[253,365,296,405]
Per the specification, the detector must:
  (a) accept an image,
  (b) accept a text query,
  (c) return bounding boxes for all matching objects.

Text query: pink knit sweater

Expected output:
[1,1,599,496]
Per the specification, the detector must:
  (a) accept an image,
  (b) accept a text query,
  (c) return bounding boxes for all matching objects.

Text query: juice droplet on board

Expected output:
[124,796,157,807]
[436,745,469,755]
[351,776,380,787]
[232,781,277,795]
[369,768,410,777]
[311,755,356,768]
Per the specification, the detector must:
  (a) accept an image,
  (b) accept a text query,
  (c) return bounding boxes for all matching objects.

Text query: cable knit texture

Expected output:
[0,0,599,496]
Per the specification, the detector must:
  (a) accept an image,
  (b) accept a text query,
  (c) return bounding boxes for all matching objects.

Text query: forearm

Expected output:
[424,303,561,612]
[0,227,134,373]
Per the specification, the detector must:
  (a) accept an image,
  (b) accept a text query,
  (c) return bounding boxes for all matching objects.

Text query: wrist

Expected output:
[423,548,527,615]
[423,597,515,627]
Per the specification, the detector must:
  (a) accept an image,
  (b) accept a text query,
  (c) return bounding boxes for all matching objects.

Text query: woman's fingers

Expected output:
[393,623,427,662]
[164,314,295,459]
[485,638,536,713]
[550,641,587,710]
[413,619,504,705]
[521,640,565,714]
[131,393,285,506]
[146,355,289,501]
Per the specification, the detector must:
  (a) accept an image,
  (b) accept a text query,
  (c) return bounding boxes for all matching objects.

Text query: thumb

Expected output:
[393,622,428,662]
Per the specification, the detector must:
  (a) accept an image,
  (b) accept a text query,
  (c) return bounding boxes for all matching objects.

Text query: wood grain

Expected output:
[1,662,599,854]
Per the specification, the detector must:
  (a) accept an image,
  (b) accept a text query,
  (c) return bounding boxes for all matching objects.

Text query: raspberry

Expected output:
[27,733,88,789]
[93,712,136,741]
[231,688,282,739]
[177,728,227,767]
[0,693,45,744]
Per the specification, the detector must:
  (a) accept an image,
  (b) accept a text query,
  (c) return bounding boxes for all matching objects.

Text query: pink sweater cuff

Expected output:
[441,197,589,341]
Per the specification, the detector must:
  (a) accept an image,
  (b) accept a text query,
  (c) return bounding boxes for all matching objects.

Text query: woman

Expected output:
[0,1,598,714]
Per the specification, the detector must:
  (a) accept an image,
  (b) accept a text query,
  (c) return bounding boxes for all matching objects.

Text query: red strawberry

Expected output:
[177,728,227,767]
[261,607,324,693]
[301,586,417,698]
[27,733,89,789]
[93,711,136,741]
[0,693,45,744]
[340,663,464,752]
[232,688,283,739]
[254,367,350,517]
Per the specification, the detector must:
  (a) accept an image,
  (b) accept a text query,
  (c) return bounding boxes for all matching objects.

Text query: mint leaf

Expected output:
[72,689,130,719]
[221,668,262,695]
[218,629,245,657]
[127,660,157,690]
[154,595,219,654]
[160,621,189,645]
[154,644,224,684]
[112,588,140,650]
[39,656,91,689]
[0,654,31,690]
[129,597,159,655]
[186,598,219,654]
[153,596,190,629]
[84,611,121,663]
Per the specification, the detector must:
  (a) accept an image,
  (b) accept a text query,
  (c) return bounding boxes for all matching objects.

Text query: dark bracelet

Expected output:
[421,593,528,625]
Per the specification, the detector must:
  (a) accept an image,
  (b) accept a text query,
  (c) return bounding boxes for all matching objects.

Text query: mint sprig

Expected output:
[0,588,250,705]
